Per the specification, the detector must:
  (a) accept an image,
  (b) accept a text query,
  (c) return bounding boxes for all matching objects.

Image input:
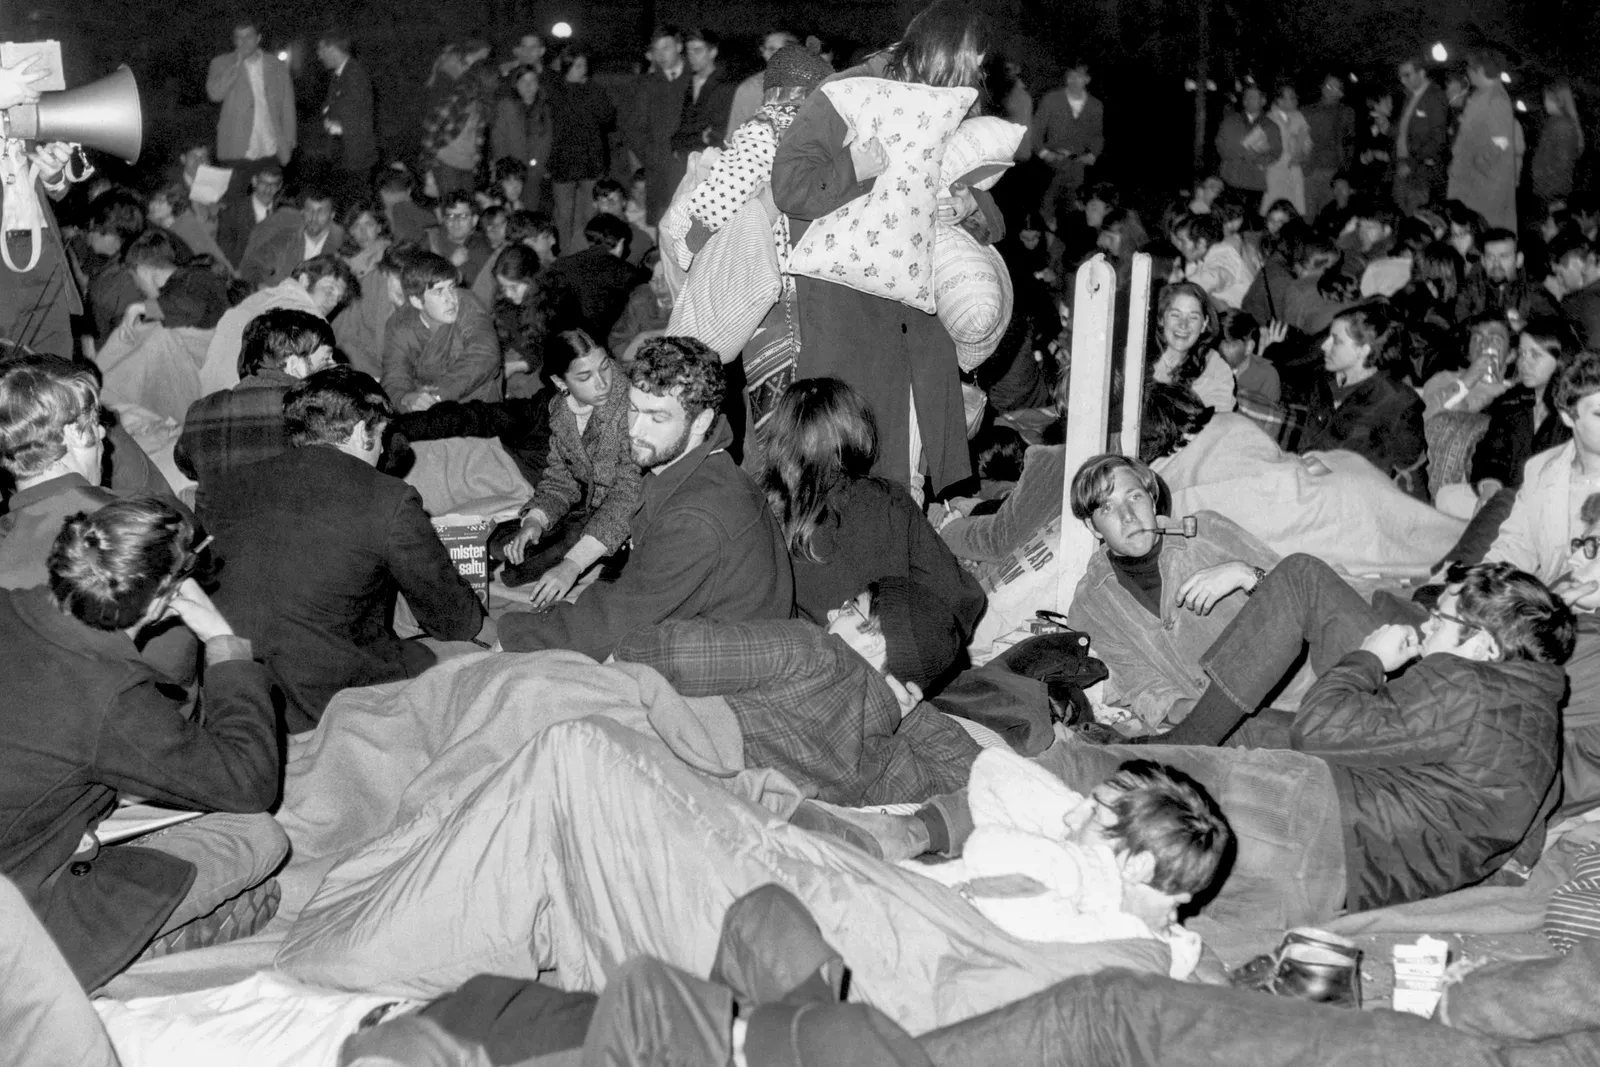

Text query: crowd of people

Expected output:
[6,3,1600,1064]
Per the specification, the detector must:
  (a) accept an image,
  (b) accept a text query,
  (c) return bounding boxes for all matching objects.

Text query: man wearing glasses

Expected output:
[429,191,493,286]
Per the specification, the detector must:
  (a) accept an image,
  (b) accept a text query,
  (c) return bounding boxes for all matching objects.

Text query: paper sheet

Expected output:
[189,164,233,206]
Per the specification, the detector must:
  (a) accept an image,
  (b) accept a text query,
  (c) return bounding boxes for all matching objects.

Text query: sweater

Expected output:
[381,291,503,407]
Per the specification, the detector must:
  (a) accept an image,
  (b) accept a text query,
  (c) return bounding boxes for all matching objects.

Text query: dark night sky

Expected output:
[7,0,1597,186]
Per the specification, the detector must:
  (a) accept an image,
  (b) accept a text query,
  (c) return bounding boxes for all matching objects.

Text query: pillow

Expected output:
[668,197,781,363]
[936,224,1013,371]
[939,116,1028,193]
[787,78,976,313]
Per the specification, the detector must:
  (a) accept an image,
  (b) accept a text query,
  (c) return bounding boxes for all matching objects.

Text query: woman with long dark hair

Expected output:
[492,244,562,394]
[762,377,984,633]
[492,330,640,600]
[771,0,997,498]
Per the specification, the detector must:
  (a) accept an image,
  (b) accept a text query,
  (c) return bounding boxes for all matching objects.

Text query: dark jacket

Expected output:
[492,93,555,204]
[670,67,738,154]
[1303,100,1355,173]
[323,56,379,171]
[216,197,288,276]
[1561,280,1600,352]
[201,445,486,732]
[381,291,504,407]
[1299,370,1426,482]
[1216,109,1282,192]
[1462,271,1559,325]
[1031,90,1105,173]
[1395,83,1451,167]
[542,247,645,340]
[174,368,296,512]
[1291,650,1565,910]
[548,80,617,183]
[153,265,230,329]
[627,67,689,223]
[791,476,986,639]
[522,371,640,555]
[1532,114,1581,202]
[499,416,794,659]
[1470,385,1572,490]
[0,587,279,987]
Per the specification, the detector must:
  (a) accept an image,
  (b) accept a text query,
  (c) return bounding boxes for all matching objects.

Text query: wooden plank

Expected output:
[1118,252,1154,457]
[1055,254,1118,611]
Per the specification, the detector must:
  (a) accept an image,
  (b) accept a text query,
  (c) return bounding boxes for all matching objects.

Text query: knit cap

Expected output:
[874,576,963,691]
[765,45,835,94]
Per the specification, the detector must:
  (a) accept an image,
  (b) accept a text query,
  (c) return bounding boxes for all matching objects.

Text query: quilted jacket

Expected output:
[1291,650,1565,911]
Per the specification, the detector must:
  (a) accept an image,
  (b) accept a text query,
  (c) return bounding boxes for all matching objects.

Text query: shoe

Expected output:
[1231,927,1362,1009]
[138,878,281,961]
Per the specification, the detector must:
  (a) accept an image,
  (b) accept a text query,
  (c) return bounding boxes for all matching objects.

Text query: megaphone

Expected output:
[2,65,142,163]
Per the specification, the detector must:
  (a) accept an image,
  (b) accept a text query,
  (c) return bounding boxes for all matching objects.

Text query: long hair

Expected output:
[1548,81,1586,157]
[761,378,879,564]
[884,0,989,90]
[1150,281,1220,388]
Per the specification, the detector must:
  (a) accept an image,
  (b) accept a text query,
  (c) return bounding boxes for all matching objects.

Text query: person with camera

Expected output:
[0,55,82,359]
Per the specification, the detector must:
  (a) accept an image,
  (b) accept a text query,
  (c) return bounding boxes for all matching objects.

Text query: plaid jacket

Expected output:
[614,618,980,806]
[175,369,297,510]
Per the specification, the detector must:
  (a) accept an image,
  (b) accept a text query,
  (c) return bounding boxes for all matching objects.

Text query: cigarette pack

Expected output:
[1391,935,1450,1017]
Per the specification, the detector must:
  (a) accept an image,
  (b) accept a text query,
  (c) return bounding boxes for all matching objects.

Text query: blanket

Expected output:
[276,715,1168,1033]
[1154,414,1465,579]
[96,323,214,426]
[402,437,534,518]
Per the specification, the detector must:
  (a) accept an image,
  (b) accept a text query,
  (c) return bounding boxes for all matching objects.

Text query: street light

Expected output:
[1431,42,1448,63]
[551,21,573,38]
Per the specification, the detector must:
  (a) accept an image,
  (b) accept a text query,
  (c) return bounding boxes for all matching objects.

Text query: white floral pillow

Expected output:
[786,78,976,313]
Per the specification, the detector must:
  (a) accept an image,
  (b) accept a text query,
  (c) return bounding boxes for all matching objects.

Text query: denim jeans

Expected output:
[137,812,289,934]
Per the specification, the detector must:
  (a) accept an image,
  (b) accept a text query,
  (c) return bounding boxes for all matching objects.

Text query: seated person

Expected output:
[590,176,655,267]
[1149,280,1236,412]
[381,251,504,412]
[810,756,1231,951]
[1442,322,1582,566]
[1483,353,1600,818]
[1336,196,1397,275]
[1170,211,1253,310]
[1215,308,1283,423]
[1550,227,1600,350]
[491,330,641,594]
[175,308,336,511]
[427,191,494,283]
[1420,310,1514,417]
[255,187,347,290]
[499,336,793,658]
[0,498,285,988]
[543,213,647,340]
[334,242,411,383]
[1297,300,1427,493]
[492,244,579,397]
[857,556,1575,916]
[119,228,229,332]
[377,168,437,247]
[1061,453,1281,735]
[1462,226,1558,326]
[616,577,981,806]
[200,368,491,733]
[1278,231,1353,337]
[200,253,357,398]
[761,378,984,635]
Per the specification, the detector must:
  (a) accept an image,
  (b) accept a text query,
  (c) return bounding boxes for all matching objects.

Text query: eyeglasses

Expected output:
[443,211,476,222]
[837,597,866,623]
[1429,607,1479,632]
[1573,536,1600,561]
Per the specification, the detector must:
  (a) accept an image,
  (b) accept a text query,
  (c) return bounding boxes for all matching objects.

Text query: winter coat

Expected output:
[1292,650,1565,910]
[1448,85,1521,230]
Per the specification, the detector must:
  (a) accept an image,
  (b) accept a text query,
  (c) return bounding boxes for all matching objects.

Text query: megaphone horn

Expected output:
[3,65,143,164]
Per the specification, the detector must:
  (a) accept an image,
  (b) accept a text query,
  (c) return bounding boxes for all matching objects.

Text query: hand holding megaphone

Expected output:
[0,53,49,109]
[2,64,142,164]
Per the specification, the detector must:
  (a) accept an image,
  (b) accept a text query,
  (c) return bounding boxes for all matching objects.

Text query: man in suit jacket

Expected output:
[1033,61,1106,230]
[1393,57,1450,214]
[315,30,378,204]
[627,27,689,225]
[205,18,297,198]
[255,187,347,289]
[669,29,738,156]
[0,64,81,358]
[216,165,293,278]
[200,367,490,733]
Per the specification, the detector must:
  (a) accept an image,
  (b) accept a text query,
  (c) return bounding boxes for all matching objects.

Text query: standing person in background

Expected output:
[725,30,799,138]
[671,29,738,156]
[497,31,546,89]
[548,44,617,253]
[492,65,554,212]
[1216,83,1281,204]
[1032,59,1104,232]
[205,17,296,202]
[1533,81,1585,208]
[1393,55,1450,215]
[1263,79,1310,215]
[628,26,689,226]
[1303,73,1355,221]
[0,60,81,359]
[422,41,493,201]
[1449,48,1522,231]
[314,29,378,207]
